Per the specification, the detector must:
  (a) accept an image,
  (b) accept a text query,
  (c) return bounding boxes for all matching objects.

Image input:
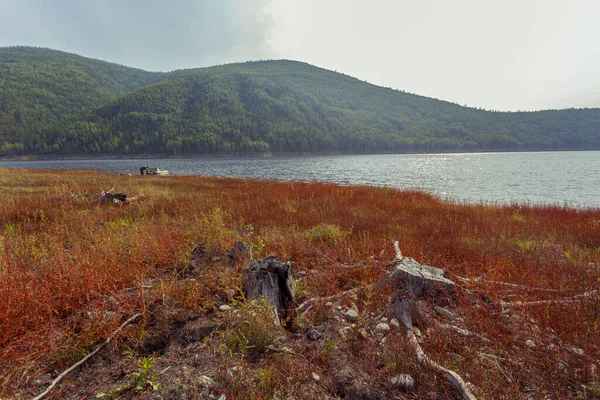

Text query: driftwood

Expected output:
[385,242,476,400]
[243,255,295,323]
[406,330,477,400]
[33,313,141,400]
[501,290,598,308]
[98,188,144,205]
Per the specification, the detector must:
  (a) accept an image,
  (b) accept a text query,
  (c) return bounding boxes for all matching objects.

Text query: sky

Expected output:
[0,0,599,111]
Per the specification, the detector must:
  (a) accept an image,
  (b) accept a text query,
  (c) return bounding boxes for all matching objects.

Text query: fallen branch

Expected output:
[501,290,598,308]
[454,276,570,294]
[33,313,142,400]
[406,330,477,400]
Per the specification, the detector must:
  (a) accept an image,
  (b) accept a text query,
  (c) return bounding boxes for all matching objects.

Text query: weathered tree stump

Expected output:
[386,250,476,400]
[388,256,458,302]
[99,192,128,205]
[242,255,295,312]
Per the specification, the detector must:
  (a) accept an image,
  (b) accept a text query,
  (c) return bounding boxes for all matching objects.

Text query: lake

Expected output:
[2,151,599,208]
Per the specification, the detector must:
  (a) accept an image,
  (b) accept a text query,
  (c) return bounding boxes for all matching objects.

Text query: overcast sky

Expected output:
[1,0,599,111]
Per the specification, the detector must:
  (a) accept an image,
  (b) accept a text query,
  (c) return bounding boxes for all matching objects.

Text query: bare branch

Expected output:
[33,313,142,400]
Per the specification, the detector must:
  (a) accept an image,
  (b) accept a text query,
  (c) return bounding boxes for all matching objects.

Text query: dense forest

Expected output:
[1,46,600,156]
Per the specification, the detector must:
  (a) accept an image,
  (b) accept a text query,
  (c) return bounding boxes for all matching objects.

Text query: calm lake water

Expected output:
[2,151,599,208]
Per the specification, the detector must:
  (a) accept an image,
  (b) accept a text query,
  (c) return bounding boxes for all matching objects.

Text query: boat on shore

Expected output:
[140,165,169,175]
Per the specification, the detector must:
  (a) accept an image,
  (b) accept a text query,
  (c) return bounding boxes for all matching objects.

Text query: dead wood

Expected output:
[500,290,598,308]
[406,330,477,400]
[33,313,141,400]
[243,255,295,324]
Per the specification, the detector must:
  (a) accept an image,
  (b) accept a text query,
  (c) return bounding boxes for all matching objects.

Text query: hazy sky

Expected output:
[1,0,599,111]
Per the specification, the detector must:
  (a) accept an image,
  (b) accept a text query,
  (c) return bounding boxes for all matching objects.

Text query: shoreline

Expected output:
[1,147,599,162]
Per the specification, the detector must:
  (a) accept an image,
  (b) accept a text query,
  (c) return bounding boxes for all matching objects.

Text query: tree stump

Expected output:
[242,255,295,312]
[99,192,128,205]
[386,255,476,400]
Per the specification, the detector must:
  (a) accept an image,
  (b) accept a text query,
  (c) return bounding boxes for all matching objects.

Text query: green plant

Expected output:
[220,296,280,360]
[97,357,162,398]
[307,223,345,244]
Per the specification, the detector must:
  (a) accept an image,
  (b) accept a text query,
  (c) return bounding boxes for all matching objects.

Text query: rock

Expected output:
[338,327,352,338]
[219,304,232,312]
[297,271,307,277]
[558,362,568,373]
[307,329,321,341]
[525,339,536,349]
[390,318,401,329]
[325,301,333,307]
[198,375,219,388]
[434,306,456,320]
[344,309,359,322]
[375,323,390,334]
[217,395,226,400]
[545,343,557,353]
[568,346,585,356]
[312,372,321,382]
[391,374,416,391]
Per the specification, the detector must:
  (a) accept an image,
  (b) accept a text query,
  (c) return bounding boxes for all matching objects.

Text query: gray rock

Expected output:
[391,374,415,391]
[525,339,536,349]
[375,323,390,334]
[198,375,218,388]
[558,362,568,373]
[344,309,359,322]
[545,343,557,353]
[434,306,456,320]
[219,304,232,311]
[312,372,320,382]
[390,318,401,329]
[568,346,585,356]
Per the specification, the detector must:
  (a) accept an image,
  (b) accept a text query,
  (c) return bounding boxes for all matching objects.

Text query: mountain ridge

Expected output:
[1,46,599,156]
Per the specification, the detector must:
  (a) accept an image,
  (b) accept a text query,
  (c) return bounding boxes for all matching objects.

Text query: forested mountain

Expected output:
[0,47,164,154]
[1,46,600,156]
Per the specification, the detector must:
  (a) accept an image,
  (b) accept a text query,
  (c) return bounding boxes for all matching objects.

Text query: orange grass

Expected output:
[0,168,599,397]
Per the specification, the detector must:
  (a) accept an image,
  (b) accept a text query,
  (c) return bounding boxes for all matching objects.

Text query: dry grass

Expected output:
[0,168,599,398]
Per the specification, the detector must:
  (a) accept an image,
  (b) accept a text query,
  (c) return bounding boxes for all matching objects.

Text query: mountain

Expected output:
[0,46,164,154]
[1,46,600,156]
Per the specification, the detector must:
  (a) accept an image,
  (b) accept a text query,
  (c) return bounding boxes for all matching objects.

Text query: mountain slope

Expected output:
[0,46,164,154]
[2,47,600,156]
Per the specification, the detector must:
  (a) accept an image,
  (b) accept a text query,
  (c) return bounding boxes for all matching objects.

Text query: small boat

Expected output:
[140,165,169,175]
[146,167,169,175]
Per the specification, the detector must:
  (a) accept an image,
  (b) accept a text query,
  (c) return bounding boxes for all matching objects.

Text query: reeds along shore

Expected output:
[0,168,599,398]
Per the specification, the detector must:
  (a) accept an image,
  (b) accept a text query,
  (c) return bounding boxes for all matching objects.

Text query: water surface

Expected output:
[2,151,599,208]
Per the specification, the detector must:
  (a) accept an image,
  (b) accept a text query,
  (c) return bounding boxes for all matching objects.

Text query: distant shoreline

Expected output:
[2,148,598,162]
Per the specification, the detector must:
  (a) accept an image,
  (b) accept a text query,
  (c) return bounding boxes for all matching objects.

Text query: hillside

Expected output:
[0,46,164,155]
[1,47,600,156]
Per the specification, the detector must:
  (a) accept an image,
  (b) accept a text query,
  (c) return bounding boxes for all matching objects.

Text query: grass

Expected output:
[0,168,599,398]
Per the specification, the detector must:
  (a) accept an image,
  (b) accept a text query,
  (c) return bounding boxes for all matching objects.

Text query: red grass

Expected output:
[0,168,599,397]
